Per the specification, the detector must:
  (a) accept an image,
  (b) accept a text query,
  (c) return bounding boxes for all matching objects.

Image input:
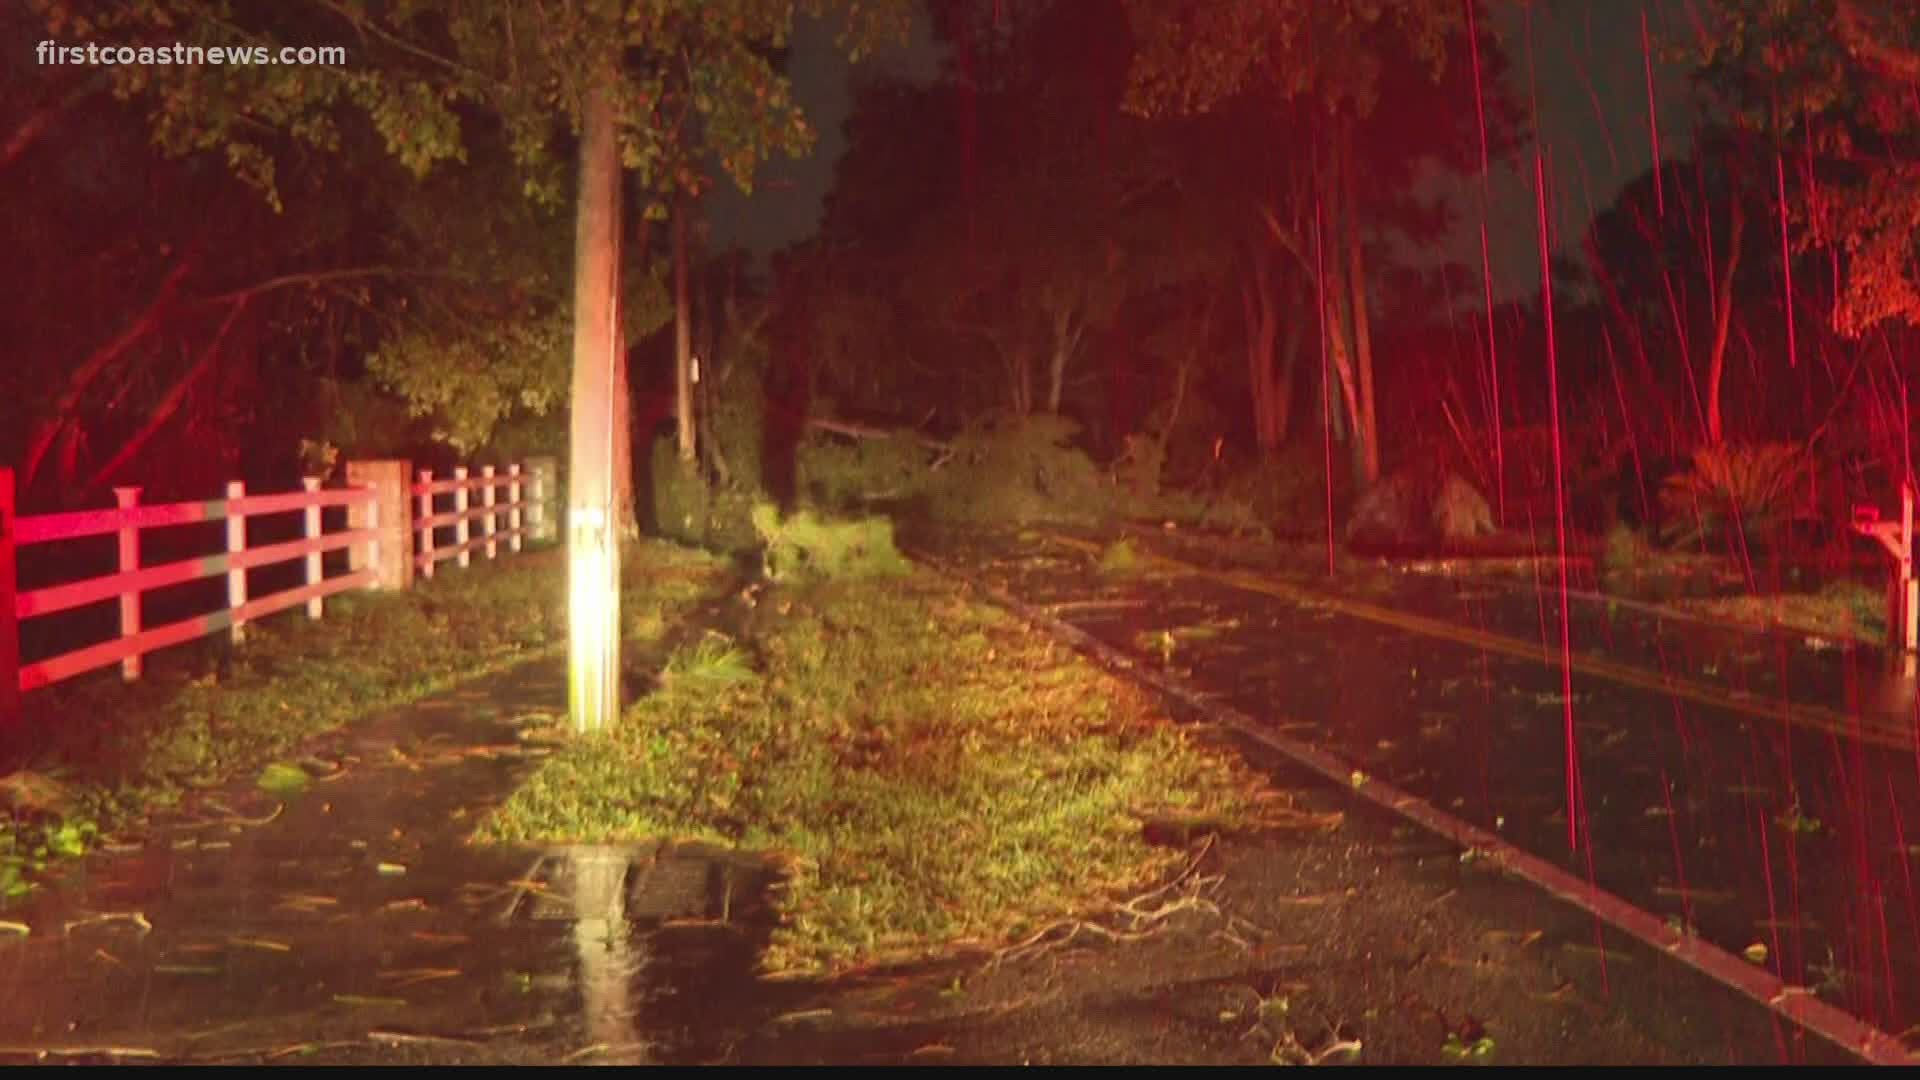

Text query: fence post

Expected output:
[302,477,324,619]
[345,460,411,592]
[454,465,471,569]
[528,456,557,543]
[508,464,524,554]
[226,480,247,644]
[114,486,142,680]
[367,495,382,592]
[481,465,498,560]
[0,468,19,734]
[417,469,435,580]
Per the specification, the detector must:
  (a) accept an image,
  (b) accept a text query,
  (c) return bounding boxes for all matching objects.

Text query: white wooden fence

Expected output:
[413,465,531,577]
[1,460,549,730]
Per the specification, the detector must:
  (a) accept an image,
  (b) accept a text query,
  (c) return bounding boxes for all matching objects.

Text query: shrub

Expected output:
[1601,522,1652,574]
[1431,472,1496,542]
[1659,442,1816,549]
[1817,577,1884,637]
[707,345,767,496]
[1598,522,1653,591]
[651,434,757,552]
[796,434,932,511]
[751,502,912,582]
[926,413,1115,526]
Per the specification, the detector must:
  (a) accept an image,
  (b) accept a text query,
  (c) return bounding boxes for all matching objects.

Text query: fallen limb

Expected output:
[367,1030,482,1049]
[0,1045,160,1061]
[169,802,284,830]
[62,911,153,935]
[805,416,949,451]
[994,853,1225,966]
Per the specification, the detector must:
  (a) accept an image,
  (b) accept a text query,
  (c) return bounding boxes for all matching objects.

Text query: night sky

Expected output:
[703,9,943,265]
[1458,0,1699,301]
[709,0,1699,302]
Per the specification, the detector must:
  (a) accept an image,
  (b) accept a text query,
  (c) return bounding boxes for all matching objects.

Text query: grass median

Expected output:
[477,570,1274,977]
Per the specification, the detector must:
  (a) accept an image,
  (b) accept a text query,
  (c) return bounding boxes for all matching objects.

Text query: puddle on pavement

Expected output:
[0,661,865,1066]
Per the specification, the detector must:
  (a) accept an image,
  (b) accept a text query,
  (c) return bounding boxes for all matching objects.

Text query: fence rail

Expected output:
[413,464,530,577]
[2,457,551,728]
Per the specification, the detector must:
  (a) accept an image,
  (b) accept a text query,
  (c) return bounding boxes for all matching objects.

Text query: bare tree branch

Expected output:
[86,298,249,490]
[2,73,107,174]
[22,259,194,490]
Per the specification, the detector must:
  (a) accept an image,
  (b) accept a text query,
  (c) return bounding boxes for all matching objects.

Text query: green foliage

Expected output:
[1817,578,1884,636]
[927,414,1115,527]
[651,437,709,544]
[256,761,313,795]
[1658,442,1816,547]
[1683,1,1920,336]
[301,378,425,468]
[368,309,570,453]
[0,815,95,905]
[1600,523,1655,584]
[1441,1032,1497,1062]
[1122,0,1459,118]
[37,1,908,212]
[0,771,93,905]
[708,345,769,495]
[750,503,912,582]
[1097,538,1146,577]
[650,435,758,551]
[1215,450,1324,535]
[797,434,933,510]
[662,634,759,687]
[1682,578,1888,645]
[480,574,1265,976]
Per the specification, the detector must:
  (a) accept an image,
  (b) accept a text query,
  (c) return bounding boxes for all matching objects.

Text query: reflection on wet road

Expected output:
[930,529,1920,1048]
[0,662,793,1065]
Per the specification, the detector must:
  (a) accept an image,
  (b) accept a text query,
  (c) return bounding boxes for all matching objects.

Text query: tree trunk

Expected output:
[1162,293,1214,467]
[1010,343,1034,415]
[614,213,656,541]
[1276,304,1302,447]
[1243,250,1281,455]
[1705,195,1744,445]
[1340,125,1380,489]
[613,299,637,540]
[565,79,622,735]
[1324,289,1361,450]
[1317,162,1363,462]
[673,204,695,462]
[1046,309,1079,414]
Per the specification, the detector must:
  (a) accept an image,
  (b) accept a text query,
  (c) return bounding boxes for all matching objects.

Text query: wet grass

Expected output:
[1,540,730,907]
[478,571,1267,977]
[1673,579,1885,646]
